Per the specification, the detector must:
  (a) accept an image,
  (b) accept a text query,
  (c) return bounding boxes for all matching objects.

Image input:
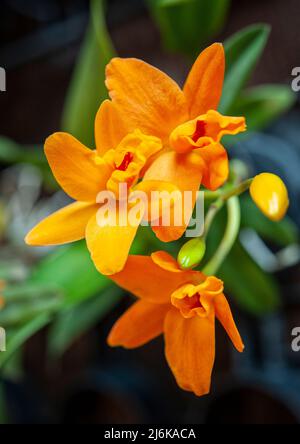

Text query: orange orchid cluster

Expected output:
[25,43,289,396]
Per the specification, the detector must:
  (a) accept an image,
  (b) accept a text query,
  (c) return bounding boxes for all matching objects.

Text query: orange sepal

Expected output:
[95,100,129,155]
[109,254,200,305]
[45,132,112,202]
[25,201,98,246]
[106,57,188,143]
[183,43,225,119]
[214,293,244,352]
[108,300,170,349]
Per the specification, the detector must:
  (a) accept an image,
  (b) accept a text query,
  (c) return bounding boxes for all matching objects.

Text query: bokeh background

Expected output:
[0,0,300,424]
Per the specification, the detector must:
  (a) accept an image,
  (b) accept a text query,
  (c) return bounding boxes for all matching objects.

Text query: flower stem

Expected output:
[203,196,241,275]
[204,178,252,238]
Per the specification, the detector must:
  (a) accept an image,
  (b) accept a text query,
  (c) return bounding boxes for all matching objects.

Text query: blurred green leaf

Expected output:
[240,196,298,247]
[220,24,270,114]
[0,295,61,328]
[62,0,115,147]
[0,260,28,282]
[2,283,61,303]
[219,241,280,315]
[0,137,56,188]
[48,286,122,357]
[230,84,296,132]
[0,313,51,370]
[29,242,111,306]
[147,0,230,58]
[0,137,45,166]
[28,229,147,306]
[0,137,25,163]
[204,206,280,315]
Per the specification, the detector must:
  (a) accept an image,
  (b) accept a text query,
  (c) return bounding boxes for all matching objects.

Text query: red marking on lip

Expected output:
[192,120,206,143]
[116,152,134,171]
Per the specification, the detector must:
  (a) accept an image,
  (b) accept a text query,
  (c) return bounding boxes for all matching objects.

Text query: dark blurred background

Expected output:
[1,0,300,424]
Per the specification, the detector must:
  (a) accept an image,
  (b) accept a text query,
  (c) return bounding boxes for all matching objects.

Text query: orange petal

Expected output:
[108,300,169,349]
[183,43,225,119]
[85,204,142,276]
[214,293,244,352]
[151,251,182,273]
[106,58,188,143]
[45,132,112,202]
[25,202,98,246]
[110,255,200,304]
[164,308,215,396]
[144,151,203,241]
[133,180,181,222]
[95,100,129,156]
[198,143,229,191]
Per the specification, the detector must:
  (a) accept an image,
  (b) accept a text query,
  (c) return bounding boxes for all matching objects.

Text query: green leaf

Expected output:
[48,286,123,357]
[0,295,61,328]
[2,283,61,303]
[147,0,230,58]
[219,240,280,315]
[240,196,298,247]
[230,84,296,132]
[0,137,45,166]
[220,24,270,114]
[28,242,111,305]
[0,313,52,370]
[0,137,55,188]
[28,230,147,306]
[61,0,115,147]
[0,137,25,163]
[204,206,280,315]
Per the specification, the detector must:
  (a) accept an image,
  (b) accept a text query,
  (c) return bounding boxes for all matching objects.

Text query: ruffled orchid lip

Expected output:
[169,110,246,154]
[171,291,205,319]
[170,276,224,319]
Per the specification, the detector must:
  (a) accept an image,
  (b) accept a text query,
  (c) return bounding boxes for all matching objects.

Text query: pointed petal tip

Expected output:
[24,232,33,246]
[24,230,41,247]
[107,333,119,348]
[212,42,223,48]
[238,342,245,353]
[91,259,125,277]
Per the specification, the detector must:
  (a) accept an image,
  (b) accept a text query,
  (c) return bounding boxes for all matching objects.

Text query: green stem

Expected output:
[204,198,224,239]
[204,178,252,238]
[203,196,241,275]
[219,178,252,201]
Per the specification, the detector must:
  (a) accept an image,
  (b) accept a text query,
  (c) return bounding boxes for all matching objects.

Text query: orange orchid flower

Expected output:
[108,251,244,396]
[103,43,247,241]
[25,118,182,275]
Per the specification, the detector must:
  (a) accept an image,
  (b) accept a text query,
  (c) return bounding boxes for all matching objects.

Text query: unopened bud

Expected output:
[177,238,206,270]
[250,173,289,221]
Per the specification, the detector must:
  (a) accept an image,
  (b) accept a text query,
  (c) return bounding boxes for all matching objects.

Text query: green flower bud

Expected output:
[177,238,206,270]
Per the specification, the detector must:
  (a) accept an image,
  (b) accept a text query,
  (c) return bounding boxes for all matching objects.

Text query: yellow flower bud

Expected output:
[177,238,206,270]
[250,173,289,221]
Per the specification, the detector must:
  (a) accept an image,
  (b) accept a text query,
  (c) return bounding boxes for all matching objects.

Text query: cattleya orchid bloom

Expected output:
[108,251,244,396]
[103,43,246,241]
[25,117,183,275]
[250,173,289,221]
